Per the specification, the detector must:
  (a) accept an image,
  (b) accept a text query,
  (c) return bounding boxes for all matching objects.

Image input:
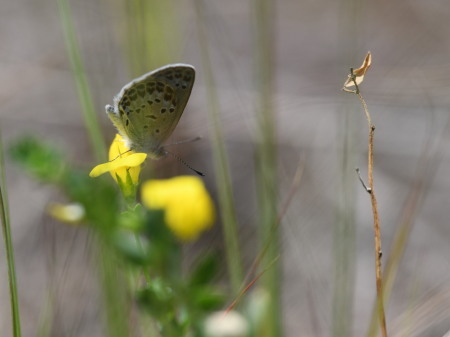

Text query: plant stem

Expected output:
[57,0,106,161]
[356,92,388,337]
[98,240,130,337]
[332,1,362,334]
[367,97,448,337]
[253,0,281,335]
[193,0,243,292]
[0,134,22,337]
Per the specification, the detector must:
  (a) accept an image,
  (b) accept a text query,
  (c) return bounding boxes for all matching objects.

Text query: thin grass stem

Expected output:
[0,133,22,337]
[56,0,106,161]
[253,0,281,335]
[193,0,244,292]
[366,89,448,337]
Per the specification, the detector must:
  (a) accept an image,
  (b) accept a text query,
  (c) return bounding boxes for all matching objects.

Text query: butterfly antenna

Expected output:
[165,150,205,176]
[109,149,132,162]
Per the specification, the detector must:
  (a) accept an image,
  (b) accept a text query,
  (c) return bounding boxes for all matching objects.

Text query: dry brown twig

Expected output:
[343,52,388,337]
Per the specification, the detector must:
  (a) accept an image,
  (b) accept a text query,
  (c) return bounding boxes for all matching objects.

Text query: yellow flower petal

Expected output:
[89,153,147,178]
[109,134,132,161]
[141,176,215,241]
[89,133,147,190]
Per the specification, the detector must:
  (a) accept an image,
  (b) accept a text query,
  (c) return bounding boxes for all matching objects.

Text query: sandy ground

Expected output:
[2,0,450,336]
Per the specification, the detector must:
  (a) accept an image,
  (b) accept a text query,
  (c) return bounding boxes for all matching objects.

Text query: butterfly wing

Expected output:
[107,64,195,155]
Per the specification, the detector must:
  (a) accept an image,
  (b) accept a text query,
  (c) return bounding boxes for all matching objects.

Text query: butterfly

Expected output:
[106,64,196,160]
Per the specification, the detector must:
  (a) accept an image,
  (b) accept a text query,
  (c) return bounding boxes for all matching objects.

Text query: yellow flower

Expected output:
[89,134,147,194]
[141,176,215,241]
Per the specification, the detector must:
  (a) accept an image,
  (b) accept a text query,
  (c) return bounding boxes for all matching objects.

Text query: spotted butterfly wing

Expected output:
[106,64,195,158]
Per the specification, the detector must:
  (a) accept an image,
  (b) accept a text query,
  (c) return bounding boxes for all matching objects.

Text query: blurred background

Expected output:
[1,0,450,336]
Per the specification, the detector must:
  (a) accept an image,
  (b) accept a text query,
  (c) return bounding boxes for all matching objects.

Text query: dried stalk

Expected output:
[350,70,388,337]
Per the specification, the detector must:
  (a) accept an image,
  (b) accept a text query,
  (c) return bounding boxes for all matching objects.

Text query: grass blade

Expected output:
[194,0,244,293]
[253,0,281,335]
[57,0,106,161]
[0,133,22,337]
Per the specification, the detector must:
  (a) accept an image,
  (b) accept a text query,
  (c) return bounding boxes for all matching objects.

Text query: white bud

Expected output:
[203,310,249,337]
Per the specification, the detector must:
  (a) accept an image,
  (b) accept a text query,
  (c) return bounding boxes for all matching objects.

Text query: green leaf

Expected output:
[64,171,119,231]
[9,136,65,182]
[119,204,145,232]
[137,278,175,319]
[190,286,225,311]
[189,253,220,287]
[112,230,150,265]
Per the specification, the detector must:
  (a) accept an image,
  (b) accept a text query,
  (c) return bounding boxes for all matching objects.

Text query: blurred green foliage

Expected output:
[8,136,232,337]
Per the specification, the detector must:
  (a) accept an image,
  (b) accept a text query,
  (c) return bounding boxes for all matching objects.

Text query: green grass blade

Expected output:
[331,0,363,335]
[253,0,282,335]
[124,0,180,77]
[99,241,131,337]
[332,106,357,337]
[194,0,244,293]
[57,0,106,161]
[0,133,22,337]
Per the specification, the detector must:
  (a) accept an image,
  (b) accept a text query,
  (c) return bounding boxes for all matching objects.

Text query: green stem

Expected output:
[0,134,22,337]
[57,0,106,161]
[331,0,363,335]
[98,240,130,337]
[332,105,357,337]
[253,0,281,336]
[134,234,151,284]
[194,0,244,293]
